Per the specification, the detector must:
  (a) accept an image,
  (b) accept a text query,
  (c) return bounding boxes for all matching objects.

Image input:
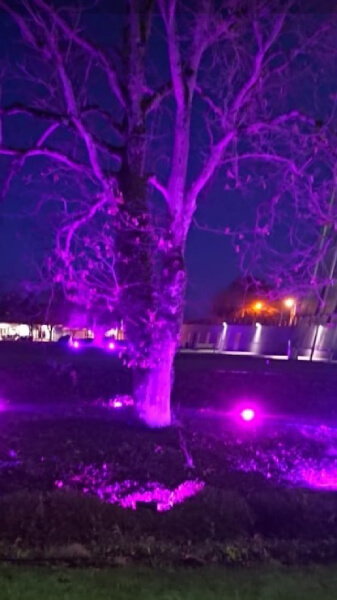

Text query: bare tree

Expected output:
[1,0,336,425]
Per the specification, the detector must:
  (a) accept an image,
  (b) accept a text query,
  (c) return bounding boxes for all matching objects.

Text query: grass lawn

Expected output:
[1,565,337,600]
[2,345,337,566]
[2,341,337,419]
[2,390,337,564]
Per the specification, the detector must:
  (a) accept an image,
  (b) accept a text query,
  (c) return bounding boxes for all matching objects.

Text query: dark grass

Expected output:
[2,341,337,419]
[1,565,337,600]
[2,344,337,565]
[1,406,337,564]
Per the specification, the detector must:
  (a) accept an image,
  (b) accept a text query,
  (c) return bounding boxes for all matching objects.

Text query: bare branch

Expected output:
[148,174,168,201]
[143,82,172,114]
[195,84,223,119]
[187,131,236,205]
[0,146,94,177]
[48,35,108,187]
[0,104,64,122]
[158,0,185,109]
[220,151,303,176]
[230,9,289,118]
[32,0,126,108]
[81,106,124,138]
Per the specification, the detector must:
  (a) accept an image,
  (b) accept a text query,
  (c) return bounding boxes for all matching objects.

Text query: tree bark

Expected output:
[116,168,187,426]
[135,242,186,427]
[133,337,176,427]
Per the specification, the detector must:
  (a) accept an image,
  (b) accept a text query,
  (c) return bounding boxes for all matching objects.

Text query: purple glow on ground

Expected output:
[240,408,256,422]
[55,465,204,511]
[299,468,337,489]
[111,480,205,512]
[108,341,115,350]
[228,423,337,491]
[72,340,80,349]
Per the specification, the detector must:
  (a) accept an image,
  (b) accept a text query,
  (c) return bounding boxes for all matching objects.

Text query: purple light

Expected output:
[106,395,134,409]
[111,399,123,408]
[230,402,262,426]
[240,408,256,422]
[73,340,80,348]
[108,341,115,350]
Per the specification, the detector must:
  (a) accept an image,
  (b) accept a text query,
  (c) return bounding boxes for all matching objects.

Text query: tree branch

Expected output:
[220,152,303,176]
[148,174,168,201]
[187,131,236,204]
[0,103,64,122]
[158,0,185,109]
[195,84,223,119]
[0,146,94,177]
[44,30,110,190]
[186,8,292,214]
[81,105,124,138]
[244,111,316,134]
[32,0,126,108]
[143,82,172,114]
[230,9,289,118]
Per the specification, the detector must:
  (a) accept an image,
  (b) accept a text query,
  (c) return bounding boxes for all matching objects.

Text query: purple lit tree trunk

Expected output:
[112,3,182,426]
[1,1,336,425]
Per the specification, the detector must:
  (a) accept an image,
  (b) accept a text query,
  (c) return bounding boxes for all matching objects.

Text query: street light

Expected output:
[284,297,295,309]
[253,301,263,311]
[284,297,296,325]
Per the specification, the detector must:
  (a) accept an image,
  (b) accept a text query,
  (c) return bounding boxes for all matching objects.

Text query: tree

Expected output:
[0,0,336,425]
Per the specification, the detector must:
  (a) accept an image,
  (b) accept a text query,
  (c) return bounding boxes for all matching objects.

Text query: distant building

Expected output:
[0,321,123,342]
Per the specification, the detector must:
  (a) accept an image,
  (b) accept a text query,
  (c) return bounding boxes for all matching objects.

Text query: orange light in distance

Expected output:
[253,301,263,311]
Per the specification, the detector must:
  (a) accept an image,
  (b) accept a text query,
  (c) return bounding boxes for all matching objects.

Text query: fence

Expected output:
[180,323,337,360]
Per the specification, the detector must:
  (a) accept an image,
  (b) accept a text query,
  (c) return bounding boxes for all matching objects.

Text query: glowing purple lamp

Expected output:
[108,341,115,350]
[72,340,80,349]
[240,408,256,422]
[231,402,261,426]
[111,399,123,408]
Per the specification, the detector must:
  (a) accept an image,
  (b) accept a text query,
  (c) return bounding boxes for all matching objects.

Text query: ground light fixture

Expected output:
[0,399,7,412]
[240,408,256,422]
[111,399,123,408]
[108,395,135,409]
[230,402,263,426]
[108,341,116,350]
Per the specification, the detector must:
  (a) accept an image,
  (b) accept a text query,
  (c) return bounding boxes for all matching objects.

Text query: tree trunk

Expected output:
[132,242,186,427]
[115,180,186,426]
[92,323,106,346]
[133,337,176,427]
